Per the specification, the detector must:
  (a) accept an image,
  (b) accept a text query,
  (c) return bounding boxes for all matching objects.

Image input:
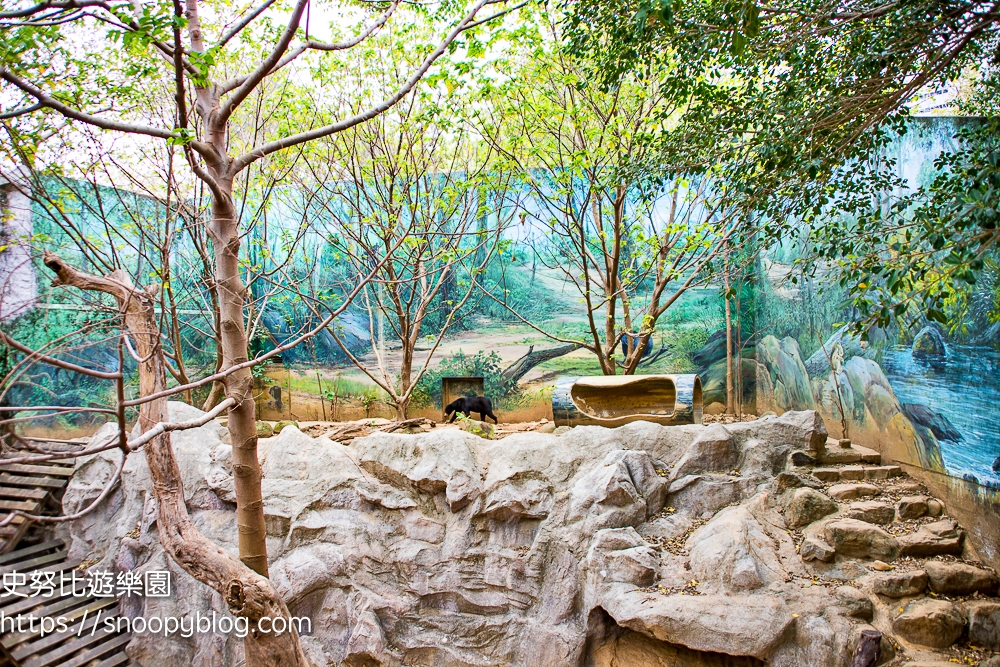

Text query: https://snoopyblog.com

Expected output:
[1,568,311,638]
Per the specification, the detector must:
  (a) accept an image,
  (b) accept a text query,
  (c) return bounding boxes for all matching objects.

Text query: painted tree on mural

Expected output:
[0,0,521,663]
[0,162,244,410]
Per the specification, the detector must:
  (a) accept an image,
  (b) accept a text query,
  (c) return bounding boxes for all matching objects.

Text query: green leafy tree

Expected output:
[474,11,751,374]
[561,0,1000,337]
[295,54,517,418]
[806,119,1000,333]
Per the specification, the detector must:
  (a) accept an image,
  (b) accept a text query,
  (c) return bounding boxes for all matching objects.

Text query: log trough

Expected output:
[552,374,703,427]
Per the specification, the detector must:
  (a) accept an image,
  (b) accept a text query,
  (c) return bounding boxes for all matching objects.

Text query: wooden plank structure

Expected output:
[0,449,133,666]
[0,540,131,667]
[0,456,76,555]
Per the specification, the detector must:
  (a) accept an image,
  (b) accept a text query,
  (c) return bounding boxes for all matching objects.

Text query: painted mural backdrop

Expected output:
[2,118,999,494]
[753,118,1000,490]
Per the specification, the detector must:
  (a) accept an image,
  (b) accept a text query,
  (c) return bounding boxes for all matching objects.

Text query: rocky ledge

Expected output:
[59,405,999,667]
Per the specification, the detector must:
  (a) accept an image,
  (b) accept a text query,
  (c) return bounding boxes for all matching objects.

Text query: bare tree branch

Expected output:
[230,0,497,172]
[215,0,279,48]
[0,68,174,139]
[0,102,43,119]
[214,0,310,127]
[0,330,123,380]
[126,396,236,450]
[219,0,401,94]
[0,0,109,20]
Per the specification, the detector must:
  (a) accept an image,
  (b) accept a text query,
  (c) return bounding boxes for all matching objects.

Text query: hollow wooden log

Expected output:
[552,374,703,427]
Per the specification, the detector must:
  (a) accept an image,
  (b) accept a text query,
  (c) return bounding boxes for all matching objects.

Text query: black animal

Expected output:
[445,396,498,424]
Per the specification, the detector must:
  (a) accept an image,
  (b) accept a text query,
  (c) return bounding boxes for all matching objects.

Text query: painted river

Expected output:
[882,344,1000,486]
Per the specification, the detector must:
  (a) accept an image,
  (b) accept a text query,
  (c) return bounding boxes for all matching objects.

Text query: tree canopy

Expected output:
[561,0,1000,333]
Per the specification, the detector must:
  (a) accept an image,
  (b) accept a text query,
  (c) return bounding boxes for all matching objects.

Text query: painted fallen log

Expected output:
[501,343,580,384]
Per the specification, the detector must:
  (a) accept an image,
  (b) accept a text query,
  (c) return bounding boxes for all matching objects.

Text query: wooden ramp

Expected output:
[0,449,133,666]
[0,456,75,555]
[0,541,131,667]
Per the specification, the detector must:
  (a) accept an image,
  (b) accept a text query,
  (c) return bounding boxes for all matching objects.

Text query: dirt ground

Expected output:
[253,388,554,424]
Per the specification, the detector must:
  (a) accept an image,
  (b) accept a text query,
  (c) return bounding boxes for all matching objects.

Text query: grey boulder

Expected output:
[601,584,795,660]
[870,570,928,598]
[843,501,896,526]
[823,519,900,561]
[898,520,964,557]
[967,602,1000,650]
[687,505,786,592]
[670,424,738,478]
[896,496,929,520]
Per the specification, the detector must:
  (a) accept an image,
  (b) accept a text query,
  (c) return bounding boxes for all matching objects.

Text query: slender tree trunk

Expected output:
[735,282,744,417]
[333,376,340,421]
[159,159,194,405]
[187,199,226,413]
[396,345,413,420]
[725,290,734,415]
[43,254,309,666]
[194,231,227,412]
[166,285,194,404]
[313,343,327,421]
[207,185,269,577]
[724,250,735,415]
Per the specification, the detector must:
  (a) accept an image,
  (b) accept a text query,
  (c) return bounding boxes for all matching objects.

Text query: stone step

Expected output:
[817,441,881,465]
[812,465,901,483]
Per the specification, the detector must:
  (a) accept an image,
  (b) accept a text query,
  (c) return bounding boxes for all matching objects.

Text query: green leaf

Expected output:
[729,31,746,55]
[743,2,760,38]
